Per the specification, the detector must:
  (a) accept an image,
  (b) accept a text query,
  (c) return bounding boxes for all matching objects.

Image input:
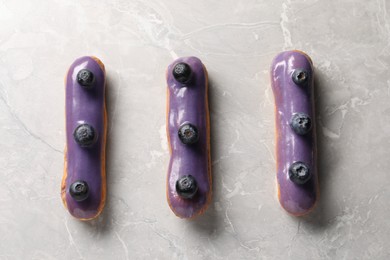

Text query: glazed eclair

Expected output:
[270,50,319,216]
[166,57,212,219]
[61,56,107,220]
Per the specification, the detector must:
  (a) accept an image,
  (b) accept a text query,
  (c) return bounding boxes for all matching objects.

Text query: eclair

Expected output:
[61,56,107,220]
[270,50,318,216]
[166,57,212,219]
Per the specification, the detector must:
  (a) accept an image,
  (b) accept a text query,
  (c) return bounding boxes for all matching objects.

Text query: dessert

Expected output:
[270,50,319,216]
[61,56,107,220]
[166,57,212,219]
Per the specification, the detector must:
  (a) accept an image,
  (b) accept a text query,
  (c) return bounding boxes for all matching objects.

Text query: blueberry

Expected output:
[176,175,198,199]
[290,113,312,135]
[73,124,97,147]
[178,123,199,145]
[172,62,192,83]
[69,180,89,201]
[77,69,95,88]
[292,69,309,86]
[288,161,311,185]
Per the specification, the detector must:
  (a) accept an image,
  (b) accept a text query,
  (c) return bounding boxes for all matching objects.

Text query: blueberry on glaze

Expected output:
[69,180,89,201]
[73,123,97,147]
[178,123,199,145]
[176,175,198,199]
[288,161,311,185]
[77,69,95,88]
[290,113,312,135]
[292,69,309,86]
[173,62,192,83]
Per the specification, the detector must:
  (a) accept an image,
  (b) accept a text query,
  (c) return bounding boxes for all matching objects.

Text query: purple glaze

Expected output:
[270,51,318,216]
[166,57,211,218]
[62,56,106,220]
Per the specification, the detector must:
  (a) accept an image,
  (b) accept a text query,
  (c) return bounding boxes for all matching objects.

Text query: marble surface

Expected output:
[0,0,389,259]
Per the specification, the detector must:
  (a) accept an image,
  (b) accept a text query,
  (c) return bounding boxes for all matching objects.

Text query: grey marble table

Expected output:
[0,0,389,259]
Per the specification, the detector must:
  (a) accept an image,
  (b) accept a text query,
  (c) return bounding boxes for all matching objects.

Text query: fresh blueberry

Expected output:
[77,69,95,88]
[69,180,89,201]
[176,175,198,199]
[288,161,311,185]
[172,62,192,83]
[73,124,97,147]
[178,123,199,145]
[290,113,312,135]
[292,69,309,86]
